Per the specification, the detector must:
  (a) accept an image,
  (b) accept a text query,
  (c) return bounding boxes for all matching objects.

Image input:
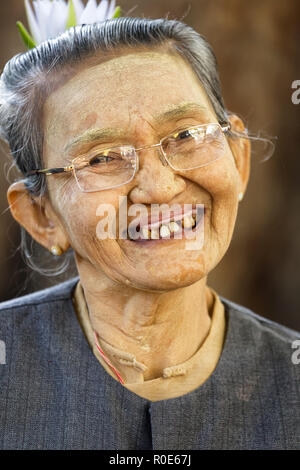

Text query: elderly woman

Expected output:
[0,16,299,450]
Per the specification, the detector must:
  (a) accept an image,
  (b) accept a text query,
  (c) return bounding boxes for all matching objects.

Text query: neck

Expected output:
[75,259,213,381]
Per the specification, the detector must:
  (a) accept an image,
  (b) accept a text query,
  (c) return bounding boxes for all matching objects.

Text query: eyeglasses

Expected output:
[26,121,231,193]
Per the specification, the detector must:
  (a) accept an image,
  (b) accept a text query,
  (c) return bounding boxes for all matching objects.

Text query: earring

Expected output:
[238,192,244,202]
[50,245,63,256]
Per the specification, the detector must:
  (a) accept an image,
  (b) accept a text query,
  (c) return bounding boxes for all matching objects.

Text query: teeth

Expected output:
[160,224,171,238]
[136,213,197,240]
[168,221,180,233]
[182,215,194,229]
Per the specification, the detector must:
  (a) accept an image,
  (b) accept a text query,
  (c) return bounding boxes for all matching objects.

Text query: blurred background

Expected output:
[0,0,299,330]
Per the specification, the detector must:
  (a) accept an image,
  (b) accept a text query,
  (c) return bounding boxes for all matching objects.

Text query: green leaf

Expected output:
[66,0,77,29]
[16,21,36,49]
[112,6,121,18]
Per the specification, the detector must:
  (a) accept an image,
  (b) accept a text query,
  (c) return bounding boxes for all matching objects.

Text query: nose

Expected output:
[128,147,186,204]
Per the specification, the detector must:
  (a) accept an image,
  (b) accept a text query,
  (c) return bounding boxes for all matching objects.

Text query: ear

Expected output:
[7,181,70,253]
[227,114,251,196]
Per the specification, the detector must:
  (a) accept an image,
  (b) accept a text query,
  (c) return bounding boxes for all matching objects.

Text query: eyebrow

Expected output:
[64,102,210,154]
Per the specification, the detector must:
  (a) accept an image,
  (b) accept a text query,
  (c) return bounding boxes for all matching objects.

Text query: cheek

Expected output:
[187,154,240,246]
[184,152,239,200]
[209,156,240,248]
[53,184,124,251]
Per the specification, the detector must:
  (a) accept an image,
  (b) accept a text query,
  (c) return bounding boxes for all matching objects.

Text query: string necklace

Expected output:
[85,292,125,385]
[93,330,125,385]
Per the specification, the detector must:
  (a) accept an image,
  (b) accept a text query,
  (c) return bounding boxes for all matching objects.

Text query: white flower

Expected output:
[24,0,118,45]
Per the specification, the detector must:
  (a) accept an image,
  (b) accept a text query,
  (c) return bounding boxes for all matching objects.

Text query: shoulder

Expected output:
[0,276,80,370]
[219,294,300,369]
[0,276,79,316]
[220,294,300,341]
[213,295,300,449]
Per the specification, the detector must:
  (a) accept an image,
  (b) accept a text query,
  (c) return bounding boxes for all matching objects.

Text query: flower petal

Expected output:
[24,0,42,44]
[78,0,98,24]
[49,0,69,38]
[107,0,116,19]
[72,0,84,21]
[23,0,121,45]
[33,0,54,42]
[96,0,108,21]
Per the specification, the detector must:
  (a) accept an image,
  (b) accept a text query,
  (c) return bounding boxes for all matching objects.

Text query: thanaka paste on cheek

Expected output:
[43,51,240,291]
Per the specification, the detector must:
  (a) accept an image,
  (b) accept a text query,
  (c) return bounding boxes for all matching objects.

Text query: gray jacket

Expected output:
[0,276,299,450]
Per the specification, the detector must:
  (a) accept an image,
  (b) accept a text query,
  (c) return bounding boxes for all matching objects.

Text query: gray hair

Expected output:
[0,17,259,277]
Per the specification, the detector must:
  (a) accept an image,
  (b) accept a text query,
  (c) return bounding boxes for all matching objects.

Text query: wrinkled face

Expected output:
[43,50,242,291]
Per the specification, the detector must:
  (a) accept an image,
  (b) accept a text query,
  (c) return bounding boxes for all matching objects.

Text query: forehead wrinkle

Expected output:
[47,50,195,109]
[64,101,212,154]
[76,51,182,78]
[45,52,177,141]
[45,50,217,161]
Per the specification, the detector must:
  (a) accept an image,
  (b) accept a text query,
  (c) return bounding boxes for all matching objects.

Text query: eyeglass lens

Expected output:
[74,123,226,192]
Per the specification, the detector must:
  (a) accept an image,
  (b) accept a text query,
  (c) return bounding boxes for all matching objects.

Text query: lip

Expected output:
[136,204,197,231]
[126,205,205,244]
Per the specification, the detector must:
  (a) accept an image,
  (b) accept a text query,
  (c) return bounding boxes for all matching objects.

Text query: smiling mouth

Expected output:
[127,206,205,242]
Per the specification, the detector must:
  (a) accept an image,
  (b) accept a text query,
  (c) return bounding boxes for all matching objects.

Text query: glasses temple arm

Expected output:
[220,122,231,133]
[25,166,74,176]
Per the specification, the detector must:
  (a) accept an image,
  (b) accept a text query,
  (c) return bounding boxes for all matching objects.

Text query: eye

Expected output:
[88,152,119,166]
[172,127,206,141]
[177,129,193,140]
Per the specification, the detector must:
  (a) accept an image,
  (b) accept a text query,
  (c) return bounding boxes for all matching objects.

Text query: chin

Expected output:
[122,269,206,292]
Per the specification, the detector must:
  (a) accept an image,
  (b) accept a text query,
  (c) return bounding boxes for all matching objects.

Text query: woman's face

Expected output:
[42,49,248,291]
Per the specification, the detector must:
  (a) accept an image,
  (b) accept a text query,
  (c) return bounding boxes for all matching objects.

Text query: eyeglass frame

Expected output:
[25,121,231,192]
